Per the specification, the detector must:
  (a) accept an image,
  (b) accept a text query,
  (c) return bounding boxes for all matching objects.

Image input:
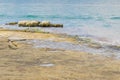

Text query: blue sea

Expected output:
[0,0,120,45]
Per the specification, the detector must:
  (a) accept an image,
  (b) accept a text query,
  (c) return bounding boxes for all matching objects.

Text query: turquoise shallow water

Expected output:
[0,2,120,45]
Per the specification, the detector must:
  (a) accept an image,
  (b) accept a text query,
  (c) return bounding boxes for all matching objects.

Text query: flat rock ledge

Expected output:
[5,20,63,28]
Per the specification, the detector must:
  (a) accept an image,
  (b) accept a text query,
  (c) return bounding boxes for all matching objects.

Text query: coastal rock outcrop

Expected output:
[39,21,51,27]
[51,24,63,27]
[5,22,18,25]
[6,20,63,28]
[38,21,63,27]
[18,20,40,27]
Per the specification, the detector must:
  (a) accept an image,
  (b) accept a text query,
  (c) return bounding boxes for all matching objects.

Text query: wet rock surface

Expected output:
[0,29,120,59]
[24,38,120,59]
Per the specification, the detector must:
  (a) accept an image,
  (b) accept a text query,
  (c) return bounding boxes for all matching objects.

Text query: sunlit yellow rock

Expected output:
[39,21,51,27]
[18,20,40,27]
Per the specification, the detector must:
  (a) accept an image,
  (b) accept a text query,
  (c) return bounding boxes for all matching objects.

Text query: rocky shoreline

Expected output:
[0,28,120,80]
[0,27,120,58]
